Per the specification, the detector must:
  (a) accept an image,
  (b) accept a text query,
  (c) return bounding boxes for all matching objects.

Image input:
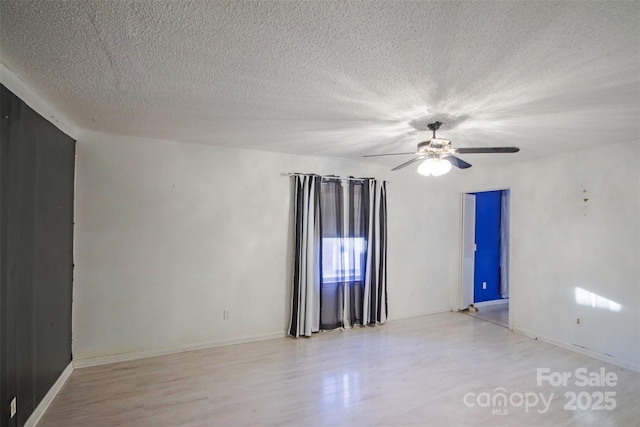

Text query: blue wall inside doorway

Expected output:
[473,190,502,303]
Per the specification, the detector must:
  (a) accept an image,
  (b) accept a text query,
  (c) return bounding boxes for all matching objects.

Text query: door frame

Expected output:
[460,193,476,310]
[456,187,513,330]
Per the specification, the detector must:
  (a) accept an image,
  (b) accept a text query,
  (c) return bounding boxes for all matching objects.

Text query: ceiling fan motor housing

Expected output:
[417,138,455,156]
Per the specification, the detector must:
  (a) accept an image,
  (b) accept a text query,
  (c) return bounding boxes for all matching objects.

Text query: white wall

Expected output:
[73,131,453,361]
[387,181,459,318]
[447,142,640,369]
[74,132,640,369]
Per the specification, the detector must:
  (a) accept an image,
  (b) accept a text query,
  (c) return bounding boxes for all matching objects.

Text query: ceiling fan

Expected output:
[364,122,519,176]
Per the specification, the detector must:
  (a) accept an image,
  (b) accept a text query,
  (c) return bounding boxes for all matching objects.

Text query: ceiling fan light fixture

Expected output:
[433,158,452,176]
[417,159,434,176]
[363,121,519,173]
[417,157,452,177]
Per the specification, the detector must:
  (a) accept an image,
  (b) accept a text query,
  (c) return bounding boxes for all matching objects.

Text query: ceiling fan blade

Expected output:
[391,156,423,171]
[455,147,520,154]
[363,152,416,157]
[444,155,472,169]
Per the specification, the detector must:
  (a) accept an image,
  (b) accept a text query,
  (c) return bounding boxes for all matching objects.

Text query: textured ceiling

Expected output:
[1,1,639,167]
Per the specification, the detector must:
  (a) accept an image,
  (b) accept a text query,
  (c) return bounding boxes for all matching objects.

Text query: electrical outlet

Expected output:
[10,397,16,418]
[223,310,230,321]
[482,282,487,290]
[576,318,581,325]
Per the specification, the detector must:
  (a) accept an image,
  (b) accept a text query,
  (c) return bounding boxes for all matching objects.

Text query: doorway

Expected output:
[460,189,510,328]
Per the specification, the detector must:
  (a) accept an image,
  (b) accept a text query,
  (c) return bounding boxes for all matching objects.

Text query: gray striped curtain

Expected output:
[289,175,387,338]
[288,175,322,337]
[363,179,388,325]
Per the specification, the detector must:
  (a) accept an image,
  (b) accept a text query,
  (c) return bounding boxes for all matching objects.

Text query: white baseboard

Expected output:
[473,298,509,308]
[74,311,454,368]
[25,362,74,427]
[513,327,640,373]
[73,331,286,368]
[388,308,452,321]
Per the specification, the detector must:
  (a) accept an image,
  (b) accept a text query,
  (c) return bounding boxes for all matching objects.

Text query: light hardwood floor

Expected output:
[469,303,509,328]
[39,312,640,426]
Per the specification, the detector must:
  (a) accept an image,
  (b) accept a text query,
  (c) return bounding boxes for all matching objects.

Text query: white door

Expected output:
[460,194,476,310]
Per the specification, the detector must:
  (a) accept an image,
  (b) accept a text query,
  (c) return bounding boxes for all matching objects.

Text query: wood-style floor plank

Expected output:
[469,303,509,327]
[38,313,640,426]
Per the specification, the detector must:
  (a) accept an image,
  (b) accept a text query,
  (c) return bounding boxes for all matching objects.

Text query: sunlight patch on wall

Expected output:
[575,287,621,312]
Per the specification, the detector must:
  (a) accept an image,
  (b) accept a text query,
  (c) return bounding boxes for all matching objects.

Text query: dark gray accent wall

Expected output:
[1,85,75,427]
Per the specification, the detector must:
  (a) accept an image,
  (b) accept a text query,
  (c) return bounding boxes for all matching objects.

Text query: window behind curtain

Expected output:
[320,179,367,284]
[321,237,366,282]
[319,179,368,328]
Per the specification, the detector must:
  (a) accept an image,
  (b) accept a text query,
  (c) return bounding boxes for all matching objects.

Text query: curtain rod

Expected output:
[280,172,388,183]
